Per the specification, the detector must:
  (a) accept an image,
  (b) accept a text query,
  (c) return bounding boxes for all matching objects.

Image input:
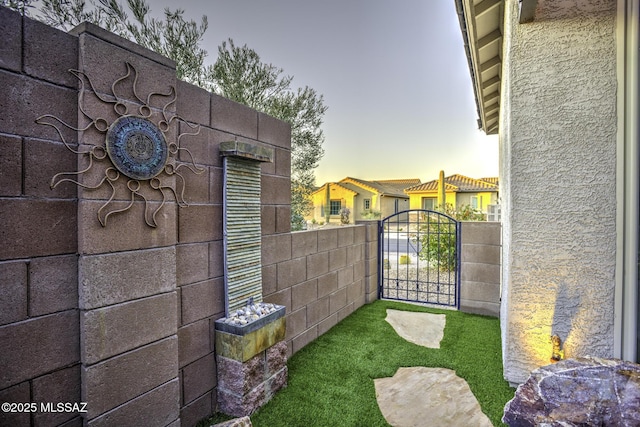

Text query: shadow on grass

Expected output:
[201,300,515,427]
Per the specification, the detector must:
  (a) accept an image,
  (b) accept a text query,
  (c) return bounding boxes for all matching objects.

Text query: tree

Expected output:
[6,0,327,229]
[211,39,327,230]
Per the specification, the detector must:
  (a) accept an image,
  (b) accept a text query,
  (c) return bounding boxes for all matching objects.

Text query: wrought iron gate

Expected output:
[378,210,460,308]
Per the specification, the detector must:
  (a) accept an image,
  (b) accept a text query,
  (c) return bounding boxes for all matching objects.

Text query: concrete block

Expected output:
[347,244,364,265]
[274,147,292,178]
[0,382,29,427]
[0,7,22,72]
[0,199,76,260]
[0,311,79,389]
[209,239,224,278]
[317,228,337,252]
[210,166,223,204]
[74,27,175,106]
[262,263,277,296]
[337,302,355,322]
[460,221,501,245]
[179,390,213,427]
[266,341,288,375]
[178,204,222,243]
[182,353,216,404]
[79,247,176,309]
[318,313,338,336]
[82,336,178,419]
[78,200,176,255]
[338,227,355,247]
[276,257,306,290]
[179,165,210,205]
[261,205,276,235]
[328,247,347,271]
[306,251,329,279]
[32,365,81,427]
[292,231,318,257]
[88,379,180,427]
[275,205,291,233]
[461,243,501,264]
[261,175,291,205]
[24,16,78,87]
[461,263,501,284]
[0,260,27,325]
[317,271,338,298]
[181,278,225,325]
[291,279,318,311]
[354,225,366,244]
[353,260,365,282]
[211,93,258,139]
[263,288,291,311]
[292,326,318,354]
[176,243,209,286]
[307,296,330,327]
[460,300,500,317]
[178,127,223,168]
[0,71,77,142]
[214,355,263,397]
[82,292,177,364]
[337,265,354,289]
[176,80,211,126]
[257,112,291,149]
[285,308,306,341]
[329,287,348,315]
[0,134,22,196]
[347,279,365,304]
[262,234,292,265]
[30,254,78,316]
[460,280,501,303]
[178,319,211,368]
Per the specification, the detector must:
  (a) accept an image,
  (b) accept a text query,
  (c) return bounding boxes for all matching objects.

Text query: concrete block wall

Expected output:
[0,8,82,427]
[262,223,377,356]
[0,8,293,427]
[460,222,501,317]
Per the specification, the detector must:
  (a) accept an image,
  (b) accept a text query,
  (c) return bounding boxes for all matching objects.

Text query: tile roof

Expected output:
[405,174,498,193]
[341,177,421,197]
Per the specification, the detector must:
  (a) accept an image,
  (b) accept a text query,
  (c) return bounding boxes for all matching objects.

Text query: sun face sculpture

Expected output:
[36,62,203,227]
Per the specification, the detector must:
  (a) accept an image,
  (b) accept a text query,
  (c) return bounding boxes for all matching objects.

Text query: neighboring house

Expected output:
[456,0,639,385]
[308,177,420,224]
[404,173,499,214]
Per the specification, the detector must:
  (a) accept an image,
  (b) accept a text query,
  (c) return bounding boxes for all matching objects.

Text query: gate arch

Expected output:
[378,209,460,308]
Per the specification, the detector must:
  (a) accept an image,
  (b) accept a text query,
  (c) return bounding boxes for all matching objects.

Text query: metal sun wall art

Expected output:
[36,62,203,227]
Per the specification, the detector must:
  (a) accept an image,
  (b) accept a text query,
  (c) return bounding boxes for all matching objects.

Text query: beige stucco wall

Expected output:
[499,0,618,384]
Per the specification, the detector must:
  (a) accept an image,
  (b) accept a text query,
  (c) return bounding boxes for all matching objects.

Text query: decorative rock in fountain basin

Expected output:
[503,356,640,426]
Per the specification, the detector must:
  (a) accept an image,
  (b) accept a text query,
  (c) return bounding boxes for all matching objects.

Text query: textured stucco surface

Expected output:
[499,0,618,384]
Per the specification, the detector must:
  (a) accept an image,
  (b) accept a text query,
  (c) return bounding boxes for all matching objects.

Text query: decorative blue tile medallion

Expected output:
[106,116,168,180]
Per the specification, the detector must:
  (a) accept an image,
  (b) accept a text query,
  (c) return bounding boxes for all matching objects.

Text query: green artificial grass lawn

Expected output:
[205,300,515,427]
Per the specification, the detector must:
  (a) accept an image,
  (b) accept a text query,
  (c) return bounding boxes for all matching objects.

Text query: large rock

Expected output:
[503,357,640,426]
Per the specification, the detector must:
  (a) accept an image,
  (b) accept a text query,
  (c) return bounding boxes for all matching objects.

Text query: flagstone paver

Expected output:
[384,309,446,348]
[375,367,493,427]
[377,310,491,427]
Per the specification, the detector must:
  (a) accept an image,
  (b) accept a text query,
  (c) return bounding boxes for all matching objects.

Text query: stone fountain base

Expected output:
[214,305,287,417]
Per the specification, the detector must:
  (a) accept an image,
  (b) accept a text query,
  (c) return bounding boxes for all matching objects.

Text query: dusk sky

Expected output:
[145,0,499,184]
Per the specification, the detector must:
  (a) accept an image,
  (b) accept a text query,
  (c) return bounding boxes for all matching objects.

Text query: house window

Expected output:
[422,197,436,210]
[364,199,371,210]
[471,196,479,209]
[330,200,341,215]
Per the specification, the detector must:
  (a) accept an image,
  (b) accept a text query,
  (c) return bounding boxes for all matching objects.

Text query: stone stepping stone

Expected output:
[385,309,446,348]
[374,367,493,427]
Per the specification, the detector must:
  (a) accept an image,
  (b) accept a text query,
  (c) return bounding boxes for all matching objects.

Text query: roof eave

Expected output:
[455,0,504,136]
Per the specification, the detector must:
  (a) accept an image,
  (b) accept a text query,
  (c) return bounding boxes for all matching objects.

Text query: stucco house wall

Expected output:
[499,0,618,384]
